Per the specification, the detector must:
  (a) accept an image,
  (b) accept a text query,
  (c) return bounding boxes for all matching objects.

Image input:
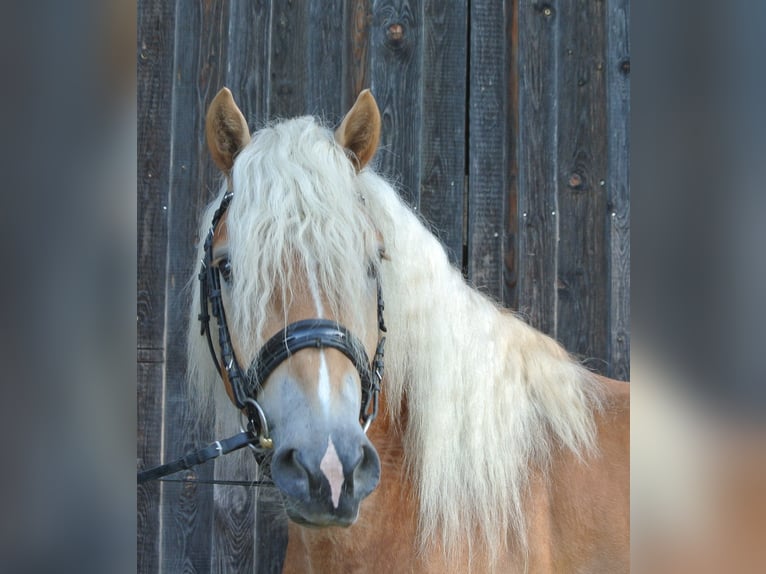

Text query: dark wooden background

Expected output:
[138,0,629,571]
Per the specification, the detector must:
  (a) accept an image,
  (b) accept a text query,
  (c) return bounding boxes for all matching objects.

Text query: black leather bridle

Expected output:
[138,190,386,485]
[138,191,386,486]
[197,191,387,447]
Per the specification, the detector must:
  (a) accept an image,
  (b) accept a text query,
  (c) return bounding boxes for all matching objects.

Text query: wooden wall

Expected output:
[137,0,629,571]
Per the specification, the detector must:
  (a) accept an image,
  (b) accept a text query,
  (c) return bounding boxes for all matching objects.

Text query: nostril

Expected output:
[350,444,381,497]
[275,449,306,474]
[346,449,364,476]
[271,449,311,499]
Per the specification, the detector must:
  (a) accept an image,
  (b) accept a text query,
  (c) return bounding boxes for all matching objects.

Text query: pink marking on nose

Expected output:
[319,436,344,509]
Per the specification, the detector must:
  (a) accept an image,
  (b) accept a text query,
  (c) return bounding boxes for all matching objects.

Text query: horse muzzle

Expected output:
[270,433,380,527]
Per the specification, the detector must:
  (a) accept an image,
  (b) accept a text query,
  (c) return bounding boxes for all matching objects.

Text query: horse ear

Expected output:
[205,87,251,173]
[335,89,381,171]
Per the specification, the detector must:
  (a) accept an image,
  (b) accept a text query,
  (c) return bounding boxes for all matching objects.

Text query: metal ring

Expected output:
[244,397,273,449]
[361,391,379,434]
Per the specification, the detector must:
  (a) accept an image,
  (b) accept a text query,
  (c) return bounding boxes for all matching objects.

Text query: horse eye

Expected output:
[218,259,232,282]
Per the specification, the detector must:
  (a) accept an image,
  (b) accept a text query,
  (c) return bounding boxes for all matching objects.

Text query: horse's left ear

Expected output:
[205,87,251,173]
[335,89,381,171]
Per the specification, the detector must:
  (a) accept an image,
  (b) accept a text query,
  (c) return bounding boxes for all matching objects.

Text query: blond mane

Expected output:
[187,115,603,560]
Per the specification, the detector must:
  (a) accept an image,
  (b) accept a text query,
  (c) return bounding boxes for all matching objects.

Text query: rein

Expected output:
[138,190,386,484]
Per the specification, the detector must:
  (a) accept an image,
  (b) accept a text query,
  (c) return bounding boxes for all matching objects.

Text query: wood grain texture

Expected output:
[137,359,164,574]
[137,1,175,571]
[606,0,630,381]
[227,0,272,128]
[308,0,345,121]
[420,0,467,266]
[254,488,288,574]
[467,0,508,300]
[370,0,423,208]
[516,0,558,336]
[270,0,309,118]
[344,0,373,112]
[160,1,230,570]
[555,0,609,370]
[211,482,256,573]
[504,0,521,309]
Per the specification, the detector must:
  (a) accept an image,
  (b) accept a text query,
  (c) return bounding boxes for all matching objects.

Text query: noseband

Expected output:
[197,191,387,449]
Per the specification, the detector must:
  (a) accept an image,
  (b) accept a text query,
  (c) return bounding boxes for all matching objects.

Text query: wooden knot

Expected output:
[568,172,584,189]
[387,23,405,44]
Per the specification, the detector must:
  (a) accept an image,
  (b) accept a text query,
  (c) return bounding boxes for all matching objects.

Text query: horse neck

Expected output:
[380,195,599,426]
[373,191,603,558]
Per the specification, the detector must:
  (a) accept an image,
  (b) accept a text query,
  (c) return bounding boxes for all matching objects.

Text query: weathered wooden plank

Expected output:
[270,1,309,118]
[467,0,508,300]
[137,0,176,570]
[160,1,230,570]
[420,0,467,266]
[516,0,558,336]
[210,482,255,572]
[308,0,345,120]
[555,0,609,370]
[254,488,288,574]
[370,0,423,208]
[504,0,521,309]
[606,0,630,381]
[227,0,272,128]
[137,360,164,574]
[343,0,373,112]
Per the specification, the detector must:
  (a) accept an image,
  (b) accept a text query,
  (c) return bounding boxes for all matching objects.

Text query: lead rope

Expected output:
[137,430,259,484]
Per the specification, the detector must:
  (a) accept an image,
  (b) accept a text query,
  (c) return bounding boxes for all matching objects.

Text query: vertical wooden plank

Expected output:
[505,0,520,309]
[344,0,373,112]
[161,1,230,571]
[227,0,272,127]
[370,0,423,208]
[467,0,508,299]
[308,0,345,120]
[137,0,175,571]
[420,0,467,266]
[210,479,257,574]
[270,1,309,118]
[606,0,630,381]
[516,0,558,336]
[555,0,609,370]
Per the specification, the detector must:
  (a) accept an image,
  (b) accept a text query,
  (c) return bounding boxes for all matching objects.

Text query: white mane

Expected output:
[187,115,603,560]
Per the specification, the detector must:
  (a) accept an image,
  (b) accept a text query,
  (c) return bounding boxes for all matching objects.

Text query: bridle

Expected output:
[138,190,386,485]
[198,191,387,443]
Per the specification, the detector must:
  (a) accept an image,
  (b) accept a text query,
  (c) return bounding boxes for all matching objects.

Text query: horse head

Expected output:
[201,88,385,527]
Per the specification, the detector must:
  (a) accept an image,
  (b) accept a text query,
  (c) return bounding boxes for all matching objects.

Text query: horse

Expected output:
[188,87,630,573]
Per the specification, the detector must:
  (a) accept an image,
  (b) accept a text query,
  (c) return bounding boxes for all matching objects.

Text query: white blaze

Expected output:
[306,264,325,317]
[317,352,331,415]
[307,265,331,414]
[320,436,345,509]
[308,266,344,508]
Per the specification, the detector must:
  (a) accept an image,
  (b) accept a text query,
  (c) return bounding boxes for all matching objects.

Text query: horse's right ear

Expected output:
[205,88,251,173]
[335,89,381,171]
